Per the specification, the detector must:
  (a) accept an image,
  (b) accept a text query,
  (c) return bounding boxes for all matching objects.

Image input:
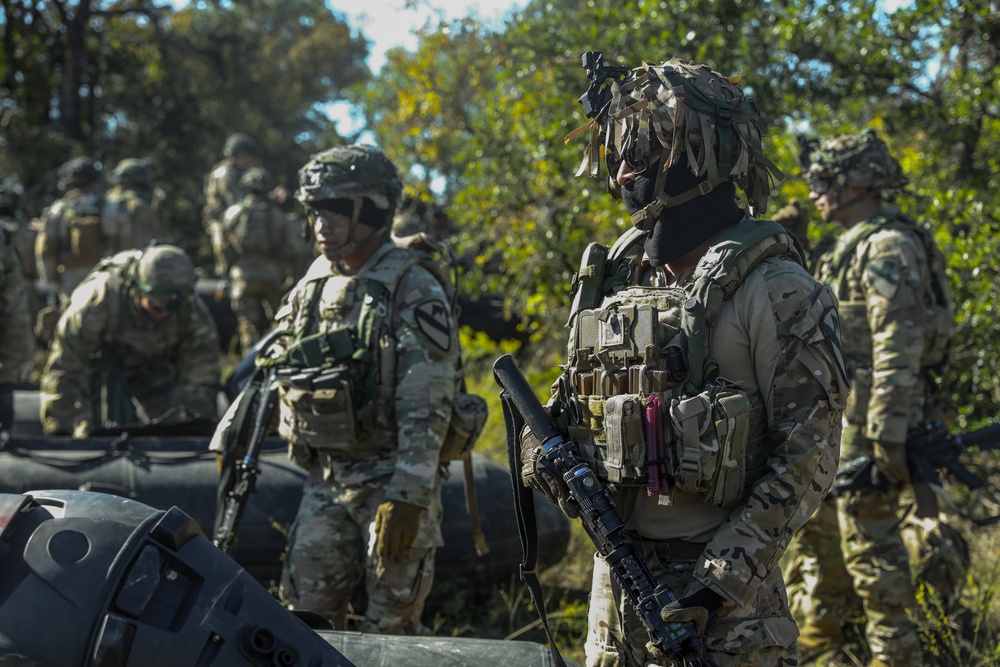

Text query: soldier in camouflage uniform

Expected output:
[0,177,34,431]
[40,244,220,438]
[102,158,165,251]
[35,157,107,299]
[273,145,459,635]
[785,129,965,667]
[521,57,847,667]
[221,167,289,353]
[203,133,259,277]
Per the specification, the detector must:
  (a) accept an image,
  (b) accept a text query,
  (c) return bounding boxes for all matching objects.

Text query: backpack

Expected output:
[62,195,104,269]
[229,201,280,255]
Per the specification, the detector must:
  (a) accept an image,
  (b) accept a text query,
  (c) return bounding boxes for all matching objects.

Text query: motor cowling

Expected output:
[0,490,355,667]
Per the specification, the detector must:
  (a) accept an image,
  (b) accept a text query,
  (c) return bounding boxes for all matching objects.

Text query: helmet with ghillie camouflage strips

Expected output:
[239,167,274,194]
[805,128,906,199]
[295,144,402,218]
[223,133,259,159]
[110,158,153,188]
[568,55,783,224]
[58,157,101,190]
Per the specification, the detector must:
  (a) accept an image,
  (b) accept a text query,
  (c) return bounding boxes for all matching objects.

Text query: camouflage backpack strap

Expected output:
[827,215,888,281]
[682,218,803,391]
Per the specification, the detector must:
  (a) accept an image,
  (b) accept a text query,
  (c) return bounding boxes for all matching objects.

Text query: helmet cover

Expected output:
[568,57,782,217]
[295,144,402,216]
[806,128,906,198]
[134,244,195,306]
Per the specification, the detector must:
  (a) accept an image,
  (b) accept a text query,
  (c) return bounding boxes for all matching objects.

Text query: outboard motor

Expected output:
[0,490,355,667]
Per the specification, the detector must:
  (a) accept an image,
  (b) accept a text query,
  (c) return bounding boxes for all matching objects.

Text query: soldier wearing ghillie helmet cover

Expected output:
[519,54,847,666]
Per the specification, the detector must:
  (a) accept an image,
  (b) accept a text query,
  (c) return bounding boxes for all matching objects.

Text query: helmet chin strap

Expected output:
[628,162,724,231]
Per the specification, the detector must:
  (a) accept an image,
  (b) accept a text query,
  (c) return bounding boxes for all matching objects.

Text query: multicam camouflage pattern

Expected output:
[782,502,865,663]
[222,193,289,352]
[568,58,782,219]
[576,227,845,666]
[806,129,906,199]
[135,244,196,296]
[203,160,249,275]
[35,188,107,297]
[785,204,958,667]
[102,183,164,252]
[280,467,441,634]
[296,145,403,215]
[223,133,259,159]
[0,222,33,384]
[39,252,220,437]
[273,241,459,631]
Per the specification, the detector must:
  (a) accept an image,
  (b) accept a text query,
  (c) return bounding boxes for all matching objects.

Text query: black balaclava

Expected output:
[620,157,743,266]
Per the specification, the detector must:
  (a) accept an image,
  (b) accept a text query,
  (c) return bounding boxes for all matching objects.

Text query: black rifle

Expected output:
[493,354,710,666]
[829,420,1000,524]
[213,364,279,555]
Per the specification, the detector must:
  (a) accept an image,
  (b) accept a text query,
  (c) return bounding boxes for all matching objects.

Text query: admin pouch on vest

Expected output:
[271,234,490,552]
[827,211,953,429]
[62,198,105,269]
[555,218,795,510]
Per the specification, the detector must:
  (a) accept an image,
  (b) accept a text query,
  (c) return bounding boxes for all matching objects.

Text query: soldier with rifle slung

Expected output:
[514,53,847,666]
[785,130,967,667]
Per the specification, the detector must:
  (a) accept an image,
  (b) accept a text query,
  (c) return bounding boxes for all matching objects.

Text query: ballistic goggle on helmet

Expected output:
[567,53,783,224]
[805,128,906,199]
[295,144,402,220]
[134,244,195,312]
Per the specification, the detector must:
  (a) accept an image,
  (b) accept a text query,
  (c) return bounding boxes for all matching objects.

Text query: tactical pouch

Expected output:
[668,381,749,509]
[277,372,357,451]
[603,394,647,484]
[440,391,488,462]
[67,214,103,268]
[279,329,356,368]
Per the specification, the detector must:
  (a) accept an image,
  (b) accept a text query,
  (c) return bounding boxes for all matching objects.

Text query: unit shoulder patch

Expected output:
[413,299,452,352]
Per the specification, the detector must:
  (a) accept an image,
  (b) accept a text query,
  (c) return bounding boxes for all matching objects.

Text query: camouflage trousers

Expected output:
[784,486,959,666]
[279,467,443,635]
[229,267,285,353]
[584,542,798,667]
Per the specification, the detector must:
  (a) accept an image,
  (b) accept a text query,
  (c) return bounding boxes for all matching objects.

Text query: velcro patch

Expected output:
[865,255,902,300]
[414,300,451,352]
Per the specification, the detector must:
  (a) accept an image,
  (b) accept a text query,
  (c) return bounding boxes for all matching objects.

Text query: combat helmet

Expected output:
[567,53,782,224]
[58,157,101,191]
[133,244,195,311]
[296,144,402,215]
[805,128,906,200]
[239,167,274,194]
[223,133,259,159]
[110,158,153,188]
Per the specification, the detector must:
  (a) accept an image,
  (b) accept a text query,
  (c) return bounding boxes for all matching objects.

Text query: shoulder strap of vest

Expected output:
[683,218,802,391]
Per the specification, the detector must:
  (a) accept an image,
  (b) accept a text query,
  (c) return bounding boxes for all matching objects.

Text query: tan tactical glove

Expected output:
[873,440,910,486]
[519,425,580,519]
[375,500,424,559]
[649,588,723,660]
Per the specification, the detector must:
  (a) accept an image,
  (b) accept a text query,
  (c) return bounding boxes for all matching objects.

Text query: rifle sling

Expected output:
[501,391,567,667]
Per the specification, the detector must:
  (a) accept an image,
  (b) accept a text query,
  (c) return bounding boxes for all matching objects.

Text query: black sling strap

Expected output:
[501,390,567,667]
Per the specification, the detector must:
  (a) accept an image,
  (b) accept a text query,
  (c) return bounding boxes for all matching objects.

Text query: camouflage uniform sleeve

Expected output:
[384,265,460,508]
[175,297,222,418]
[692,261,847,608]
[35,204,61,284]
[860,229,926,445]
[202,168,225,226]
[39,279,110,433]
[0,236,33,383]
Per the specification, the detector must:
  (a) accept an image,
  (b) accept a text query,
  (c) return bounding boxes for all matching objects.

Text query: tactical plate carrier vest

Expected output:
[559,218,801,510]
[271,238,486,463]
